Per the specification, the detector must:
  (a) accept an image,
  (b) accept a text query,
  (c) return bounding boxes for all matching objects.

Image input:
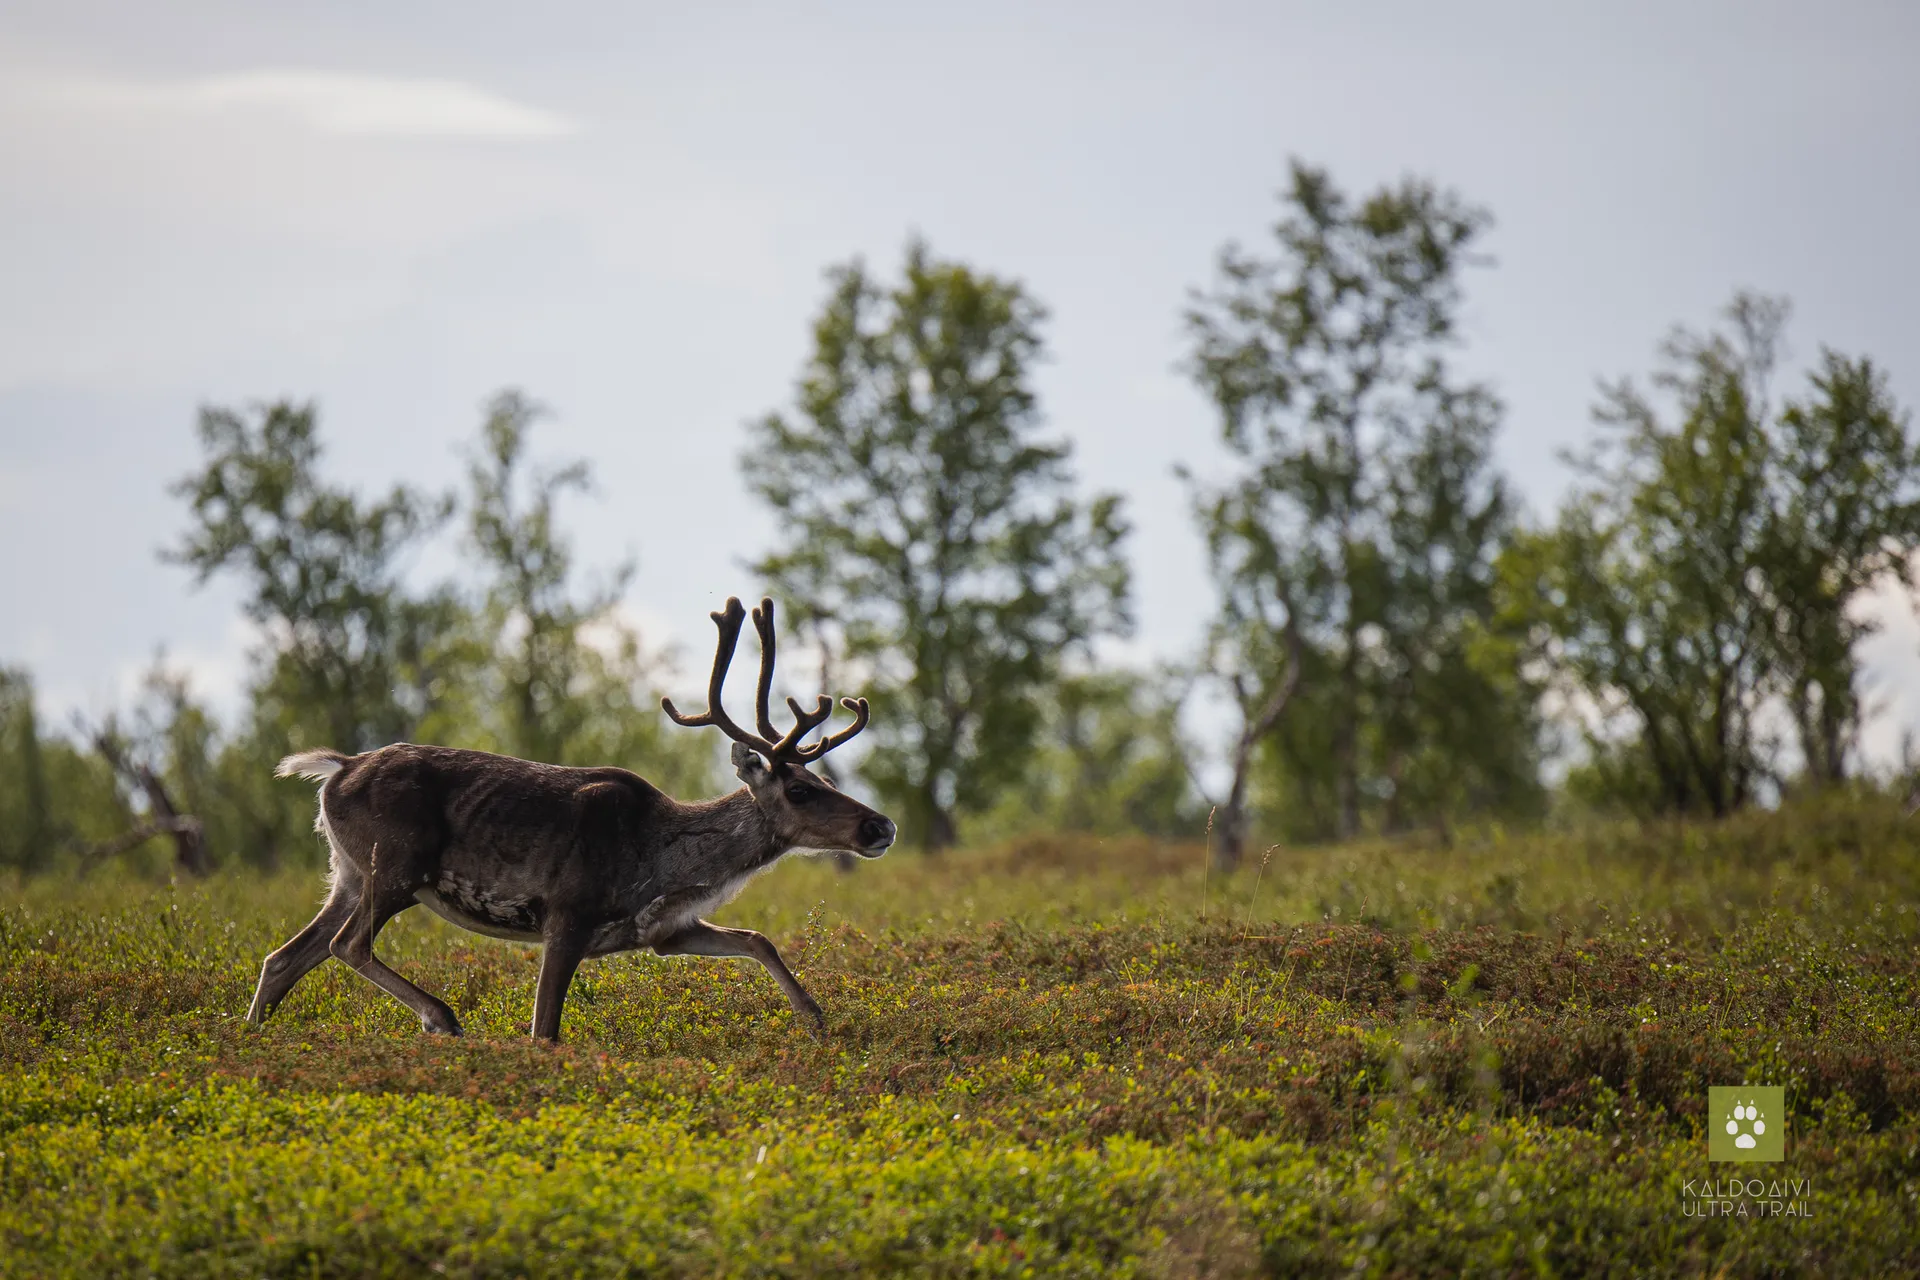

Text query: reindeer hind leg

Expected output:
[319,784,461,1036]
[246,864,362,1024]
[328,883,462,1036]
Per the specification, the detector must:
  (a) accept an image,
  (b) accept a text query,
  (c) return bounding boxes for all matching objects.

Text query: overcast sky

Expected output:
[3,2,1918,763]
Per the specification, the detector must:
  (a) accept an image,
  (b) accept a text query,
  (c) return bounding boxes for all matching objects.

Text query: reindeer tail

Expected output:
[275,749,352,783]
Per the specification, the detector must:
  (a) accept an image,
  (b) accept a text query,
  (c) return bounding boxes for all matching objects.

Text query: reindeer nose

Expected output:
[858,816,896,851]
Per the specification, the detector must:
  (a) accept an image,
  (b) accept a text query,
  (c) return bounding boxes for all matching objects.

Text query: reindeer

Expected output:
[245,596,895,1042]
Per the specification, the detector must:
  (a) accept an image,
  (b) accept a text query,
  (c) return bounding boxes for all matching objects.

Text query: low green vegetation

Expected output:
[4,796,1917,1275]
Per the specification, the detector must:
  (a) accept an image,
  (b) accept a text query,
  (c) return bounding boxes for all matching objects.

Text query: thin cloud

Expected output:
[48,69,579,140]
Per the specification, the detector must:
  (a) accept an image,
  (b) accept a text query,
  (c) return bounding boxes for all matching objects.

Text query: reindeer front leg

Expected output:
[653,921,826,1033]
[532,918,591,1042]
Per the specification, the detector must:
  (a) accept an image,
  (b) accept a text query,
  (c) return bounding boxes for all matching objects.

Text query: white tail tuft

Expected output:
[276,749,350,782]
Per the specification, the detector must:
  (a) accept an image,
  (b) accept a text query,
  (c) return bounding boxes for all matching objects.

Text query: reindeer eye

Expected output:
[785,784,814,804]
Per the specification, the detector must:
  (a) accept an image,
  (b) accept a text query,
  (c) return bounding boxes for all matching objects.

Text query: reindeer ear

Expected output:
[731,741,769,784]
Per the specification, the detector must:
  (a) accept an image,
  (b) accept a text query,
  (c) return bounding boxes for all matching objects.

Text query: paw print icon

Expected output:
[1709,1086,1784,1162]
[1725,1101,1766,1149]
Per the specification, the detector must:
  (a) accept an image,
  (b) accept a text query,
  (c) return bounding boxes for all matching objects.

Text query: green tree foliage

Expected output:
[124,394,714,874]
[1370,408,1542,834]
[167,402,459,755]
[456,391,712,794]
[1510,299,1784,817]
[0,668,52,872]
[0,667,134,873]
[970,670,1203,843]
[154,401,471,868]
[16,195,1920,881]
[1509,295,1920,816]
[1185,160,1536,856]
[463,390,609,763]
[1768,350,1920,784]
[744,240,1132,850]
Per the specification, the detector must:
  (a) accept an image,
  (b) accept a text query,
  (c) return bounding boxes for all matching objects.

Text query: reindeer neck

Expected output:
[655,786,788,881]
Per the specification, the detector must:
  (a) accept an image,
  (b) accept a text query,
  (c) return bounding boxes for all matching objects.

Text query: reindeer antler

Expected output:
[663,597,872,764]
[661,598,780,756]
[795,696,870,762]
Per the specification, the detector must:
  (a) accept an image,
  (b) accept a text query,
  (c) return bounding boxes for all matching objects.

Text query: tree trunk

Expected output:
[1216,607,1305,871]
[20,699,50,872]
[142,764,209,875]
[1382,748,1405,835]
[1818,676,1850,785]
[1216,750,1253,871]
[1335,636,1360,840]
[1335,424,1362,843]
[926,803,957,853]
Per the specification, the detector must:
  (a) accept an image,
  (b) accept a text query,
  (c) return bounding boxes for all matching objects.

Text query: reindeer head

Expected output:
[663,597,896,858]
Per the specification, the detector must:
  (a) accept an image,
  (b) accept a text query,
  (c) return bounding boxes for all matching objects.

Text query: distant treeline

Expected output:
[2,159,1915,873]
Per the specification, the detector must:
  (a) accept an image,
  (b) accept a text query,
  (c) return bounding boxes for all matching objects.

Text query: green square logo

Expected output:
[1709,1086,1785,1162]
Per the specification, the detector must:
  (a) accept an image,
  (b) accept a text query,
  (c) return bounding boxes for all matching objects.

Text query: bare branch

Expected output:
[74,815,204,875]
[86,722,209,875]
